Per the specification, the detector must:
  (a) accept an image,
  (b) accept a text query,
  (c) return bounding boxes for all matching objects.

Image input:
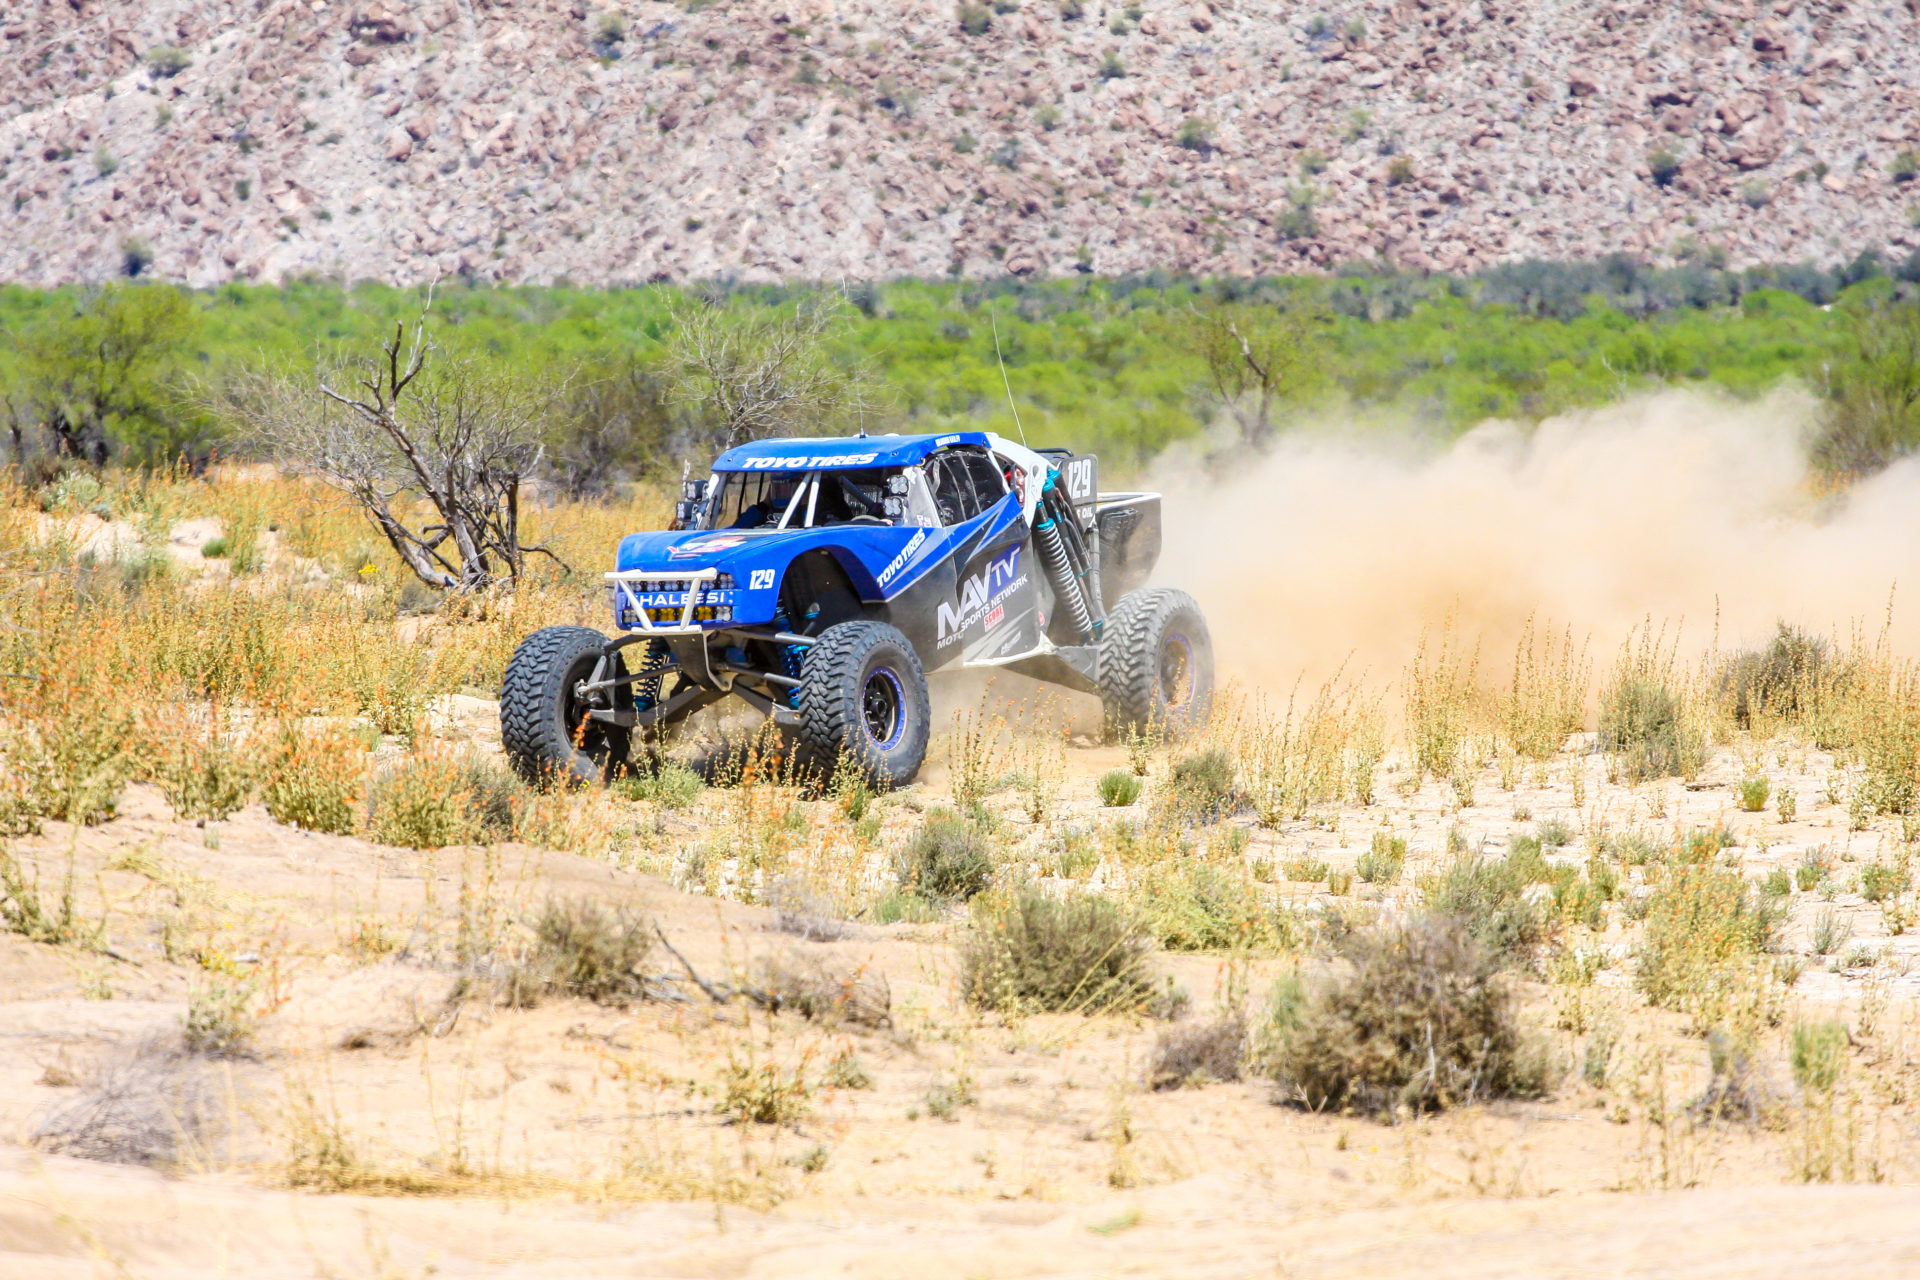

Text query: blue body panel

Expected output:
[613,493,1026,631]
[710,431,991,473]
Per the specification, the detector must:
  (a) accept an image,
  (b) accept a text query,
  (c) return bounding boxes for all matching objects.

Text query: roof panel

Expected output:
[711,432,991,471]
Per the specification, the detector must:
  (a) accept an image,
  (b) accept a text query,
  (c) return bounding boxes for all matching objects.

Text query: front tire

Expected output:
[1100,588,1214,740]
[795,621,931,787]
[500,626,632,787]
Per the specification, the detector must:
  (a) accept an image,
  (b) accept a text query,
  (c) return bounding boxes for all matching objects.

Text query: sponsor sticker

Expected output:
[937,545,1025,646]
[738,453,878,470]
[666,535,746,558]
[982,603,1004,633]
[877,528,928,588]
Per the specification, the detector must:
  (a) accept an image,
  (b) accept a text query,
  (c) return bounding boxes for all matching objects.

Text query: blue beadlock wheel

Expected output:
[795,621,930,786]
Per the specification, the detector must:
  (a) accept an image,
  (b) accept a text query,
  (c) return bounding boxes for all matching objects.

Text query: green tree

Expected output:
[4,283,205,465]
[1814,287,1920,479]
[1180,296,1325,448]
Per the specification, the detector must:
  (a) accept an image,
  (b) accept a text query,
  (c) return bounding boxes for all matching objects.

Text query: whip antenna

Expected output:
[990,305,1029,448]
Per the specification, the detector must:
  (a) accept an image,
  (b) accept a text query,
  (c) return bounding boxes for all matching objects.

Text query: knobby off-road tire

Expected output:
[1099,588,1214,740]
[500,626,631,788]
[795,620,931,787]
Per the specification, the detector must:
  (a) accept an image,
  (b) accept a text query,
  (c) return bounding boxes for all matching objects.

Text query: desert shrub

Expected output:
[1719,623,1832,728]
[183,978,257,1057]
[1385,156,1415,186]
[1535,816,1574,849]
[1,846,104,948]
[1147,1016,1245,1090]
[1175,117,1216,153]
[1421,855,1555,968]
[1403,625,1478,780]
[613,759,704,809]
[1860,859,1910,903]
[1809,906,1851,956]
[1141,862,1303,952]
[956,3,992,34]
[508,898,653,1007]
[1165,749,1237,818]
[1762,867,1793,899]
[1285,855,1329,883]
[960,887,1156,1014]
[1813,291,1920,479]
[1738,776,1771,812]
[260,724,363,835]
[154,729,255,822]
[365,748,524,849]
[1097,769,1142,806]
[1263,916,1550,1117]
[1597,651,1704,783]
[33,1043,224,1168]
[1648,147,1680,186]
[1356,831,1405,884]
[1797,846,1833,892]
[144,45,191,78]
[0,690,138,831]
[757,951,891,1028]
[893,809,993,901]
[765,876,857,942]
[1635,864,1784,1008]
[1791,1019,1849,1093]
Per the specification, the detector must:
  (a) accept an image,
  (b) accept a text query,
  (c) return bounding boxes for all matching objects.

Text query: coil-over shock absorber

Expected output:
[630,639,671,712]
[1033,471,1098,641]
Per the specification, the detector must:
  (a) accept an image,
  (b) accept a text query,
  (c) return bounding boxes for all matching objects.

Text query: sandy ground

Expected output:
[4,693,1920,1278]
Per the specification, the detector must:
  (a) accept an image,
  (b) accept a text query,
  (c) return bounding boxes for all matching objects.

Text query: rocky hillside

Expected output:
[3,0,1919,287]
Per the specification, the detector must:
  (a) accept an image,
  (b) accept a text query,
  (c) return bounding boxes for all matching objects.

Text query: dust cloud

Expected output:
[1154,387,1920,695]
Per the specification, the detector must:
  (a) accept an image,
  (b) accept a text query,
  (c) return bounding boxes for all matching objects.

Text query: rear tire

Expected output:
[1100,588,1213,740]
[500,626,632,788]
[795,620,931,787]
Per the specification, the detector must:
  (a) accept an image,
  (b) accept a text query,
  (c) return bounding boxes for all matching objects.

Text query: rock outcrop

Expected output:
[2,0,1917,286]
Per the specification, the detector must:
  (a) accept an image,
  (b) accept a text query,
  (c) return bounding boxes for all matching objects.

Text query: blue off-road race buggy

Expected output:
[499,432,1213,787]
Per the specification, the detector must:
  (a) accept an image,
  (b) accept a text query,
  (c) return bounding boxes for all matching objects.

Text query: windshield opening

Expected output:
[705,468,915,530]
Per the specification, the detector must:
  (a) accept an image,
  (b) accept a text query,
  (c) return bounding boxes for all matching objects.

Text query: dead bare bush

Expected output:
[244,302,567,592]
[1147,1016,1246,1090]
[33,1040,229,1168]
[504,898,654,1007]
[756,950,891,1029]
[1263,915,1552,1118]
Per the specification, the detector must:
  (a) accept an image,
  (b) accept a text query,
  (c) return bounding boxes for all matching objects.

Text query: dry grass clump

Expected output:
[0,674,140,832]
[756,951,891,1028]
[1,846,105,948]
[1498,615,1589,760]
[1635,861,1785,1012]
[33,1041,228,1168]
[1404,621,1480,781]
[1139,861,1304,952]
[1236,677,1386,823]
[960,886,1157,1014]
[506,898,654,1007]
[1262,916,1551,1118]
[1097,768,1142,807]
[1598,625,1707,782]
[1147,1016,1246,1090]
[1163,748,1239,820]
[365,746,526,848]
[892,808,993,902]
[1420,854,1556,969]
[260,722,364,834]
[1718,622,1834,730]
[153,716,257,821]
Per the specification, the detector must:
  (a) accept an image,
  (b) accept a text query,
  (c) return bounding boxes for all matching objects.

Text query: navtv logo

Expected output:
[937,545,1023,645]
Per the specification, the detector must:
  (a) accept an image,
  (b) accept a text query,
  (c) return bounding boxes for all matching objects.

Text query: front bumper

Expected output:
[605,568,735,635]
